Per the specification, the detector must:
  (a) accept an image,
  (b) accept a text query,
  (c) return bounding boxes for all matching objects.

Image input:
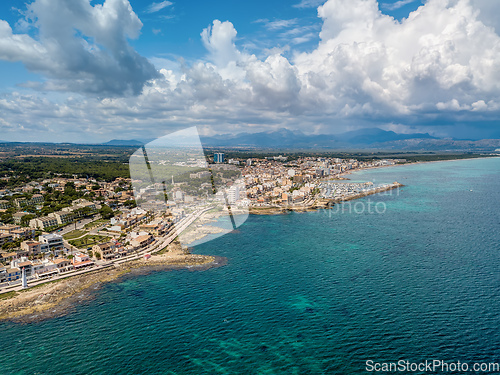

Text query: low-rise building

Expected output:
[92,242,116,261]
[53,258,73,272]
[32,259,58,278]
[1,267,21,282]
[10,228,35,240]
[0,200,10,210]
[131,234,154,249]
[0,252,18,264]
[31,194,44,205]
[13,212,30,224]
[72,252,95,269]
[21,240,42,255]
[39,234,64,254]
[0,225,21,234]
[14,198,28,208]
[12,259,33,277]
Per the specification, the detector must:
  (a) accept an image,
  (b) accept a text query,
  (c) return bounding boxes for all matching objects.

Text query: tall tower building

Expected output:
[214,153,225,163]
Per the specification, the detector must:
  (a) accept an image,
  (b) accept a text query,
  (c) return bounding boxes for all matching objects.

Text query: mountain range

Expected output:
[103,139,145,146]
[199,128,436,149]
[103,128,500,151]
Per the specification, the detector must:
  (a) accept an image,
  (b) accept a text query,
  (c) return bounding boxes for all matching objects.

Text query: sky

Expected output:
[0,0,499,143]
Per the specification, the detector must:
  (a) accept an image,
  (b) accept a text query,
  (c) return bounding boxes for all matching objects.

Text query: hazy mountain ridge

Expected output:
[103,129,500,151]
[104,139,145,146]
[200,128,448,149]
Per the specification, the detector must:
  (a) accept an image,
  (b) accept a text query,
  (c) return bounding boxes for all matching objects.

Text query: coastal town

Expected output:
[0,153,404,308]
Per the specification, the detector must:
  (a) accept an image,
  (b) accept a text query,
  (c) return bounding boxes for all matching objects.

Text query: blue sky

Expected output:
[0,0,423,87]
[0,0,499,142]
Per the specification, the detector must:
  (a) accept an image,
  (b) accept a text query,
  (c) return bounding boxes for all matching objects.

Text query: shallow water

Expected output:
[1,157,499,374]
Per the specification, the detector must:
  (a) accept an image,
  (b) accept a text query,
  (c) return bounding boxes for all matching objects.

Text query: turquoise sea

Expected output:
[1,157,500,374]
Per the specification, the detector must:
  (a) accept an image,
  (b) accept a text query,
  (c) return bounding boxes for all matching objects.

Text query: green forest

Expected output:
[0,157,130,188]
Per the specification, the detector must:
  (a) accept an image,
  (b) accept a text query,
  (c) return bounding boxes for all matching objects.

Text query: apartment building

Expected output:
[29,216,58,230]
[53,258,73,272]
[39,234,64,254]
[92,242,116,261]
[131,234,154,249]
[139,220,170,236]
[21,240,43,255]
[48,210,74,225]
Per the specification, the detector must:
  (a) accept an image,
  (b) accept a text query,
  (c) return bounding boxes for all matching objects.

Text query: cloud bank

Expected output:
[0,0,499,141]
[0,0,159,96]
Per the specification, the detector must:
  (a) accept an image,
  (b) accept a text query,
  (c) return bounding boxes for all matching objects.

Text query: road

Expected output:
[53,215,102,236]
[0,208,209,294]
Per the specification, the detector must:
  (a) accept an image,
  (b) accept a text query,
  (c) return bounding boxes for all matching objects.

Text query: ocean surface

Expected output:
[1,157,500,374]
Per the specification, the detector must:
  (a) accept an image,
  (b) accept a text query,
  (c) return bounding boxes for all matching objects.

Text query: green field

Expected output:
[63,230,87,240]
[69,234,111,249]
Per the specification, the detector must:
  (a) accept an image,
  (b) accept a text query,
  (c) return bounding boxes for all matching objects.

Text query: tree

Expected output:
[0,211,13,224]
[21,214,36,227]
[99,204,114,220]
[64,182,78,198]
[124,200,137,209]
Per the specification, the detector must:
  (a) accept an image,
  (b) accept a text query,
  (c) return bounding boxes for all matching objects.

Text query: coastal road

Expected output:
[0,208,210,294]
[53,215,102,236]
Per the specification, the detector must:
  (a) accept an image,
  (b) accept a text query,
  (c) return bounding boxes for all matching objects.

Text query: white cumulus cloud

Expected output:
[1,0,500,141]
[0,0,159,96]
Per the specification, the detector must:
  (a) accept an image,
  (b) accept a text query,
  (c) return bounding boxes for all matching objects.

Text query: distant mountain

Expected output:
[335,128,436,144]
[103,139,144,146]
[201,128,340,148]
[200,128,438,149]
[103,130,500,151]
[374,138,500,151]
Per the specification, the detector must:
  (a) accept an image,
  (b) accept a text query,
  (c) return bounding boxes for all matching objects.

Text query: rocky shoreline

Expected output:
[0,241,226,323]
[0,181,403,323]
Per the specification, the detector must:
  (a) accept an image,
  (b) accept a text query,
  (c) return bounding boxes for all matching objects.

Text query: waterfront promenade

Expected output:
[0,208,210,295]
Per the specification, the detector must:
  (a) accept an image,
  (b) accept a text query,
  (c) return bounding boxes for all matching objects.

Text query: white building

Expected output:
[226,185,240,204]
[39,234,64,254]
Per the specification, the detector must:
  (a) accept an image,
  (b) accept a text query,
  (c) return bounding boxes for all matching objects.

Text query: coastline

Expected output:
[340,155,500,177]
[2,156,491,323]
[0,240,225,323]
[249,182,403,215]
